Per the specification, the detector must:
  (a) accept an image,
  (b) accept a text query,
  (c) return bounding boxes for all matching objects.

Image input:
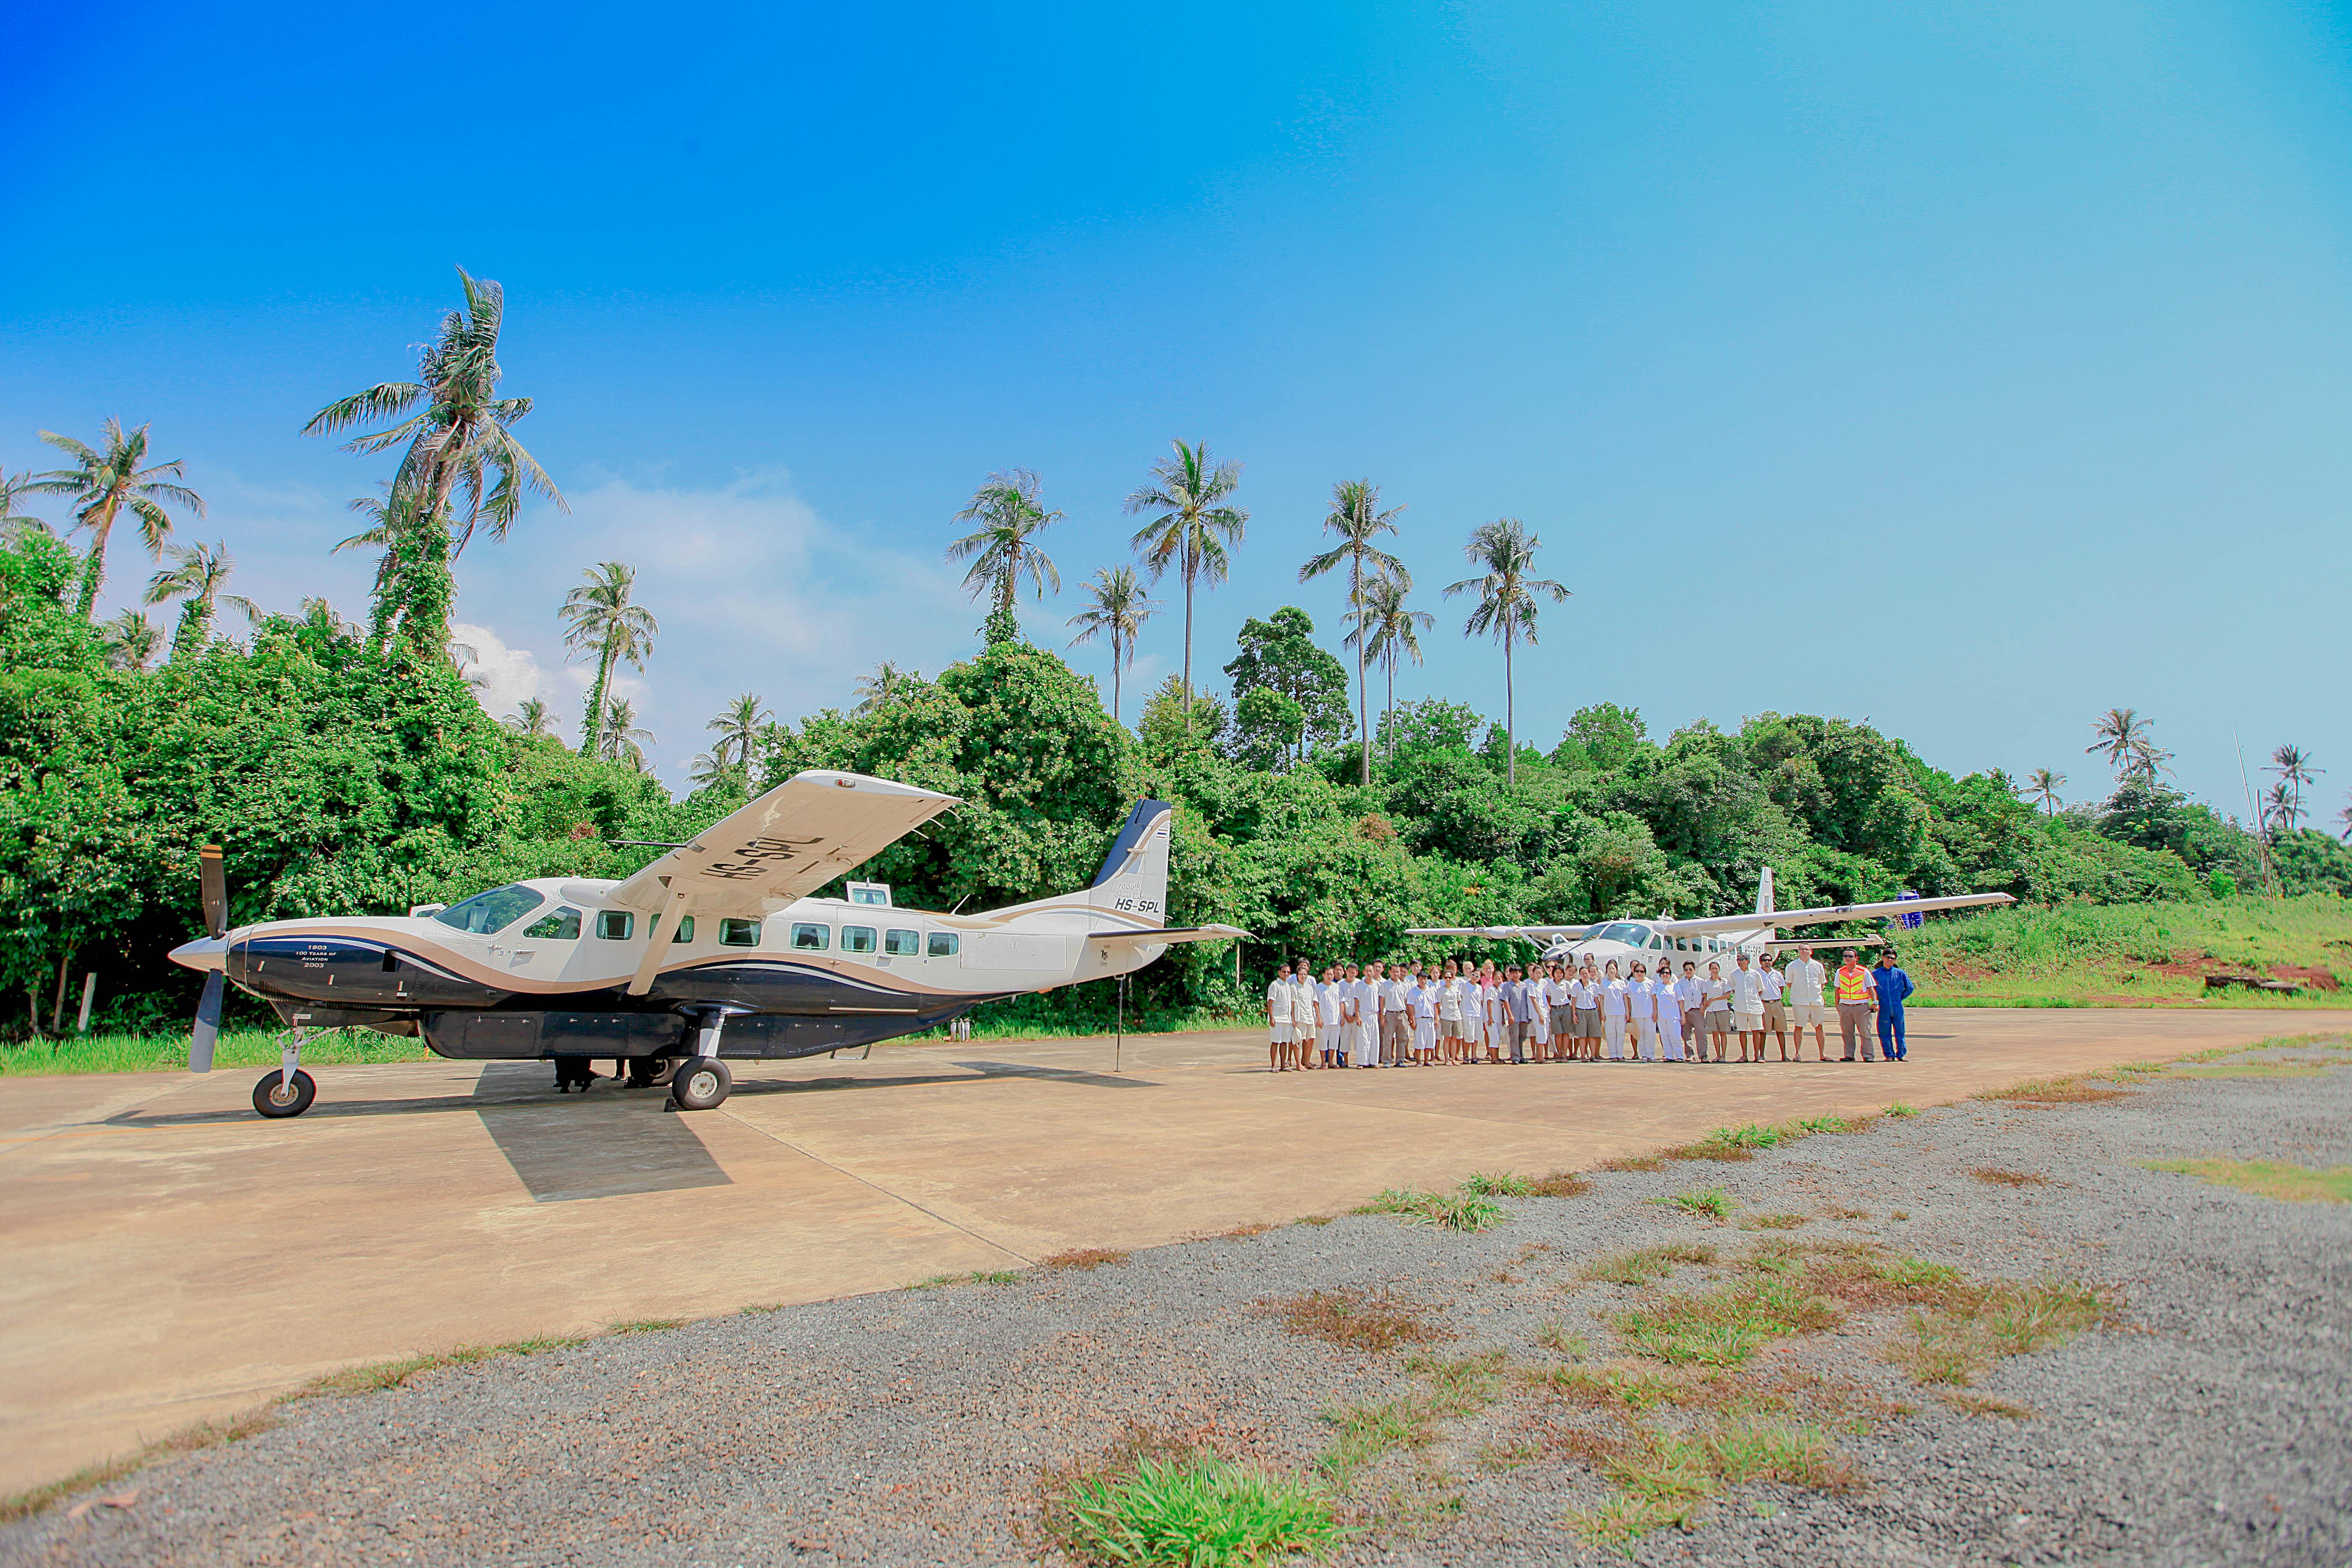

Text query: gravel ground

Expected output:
[8,1037,2349,1567]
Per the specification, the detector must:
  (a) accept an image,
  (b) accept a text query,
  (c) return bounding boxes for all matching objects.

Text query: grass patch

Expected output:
[1883,1279,2119,1387]
[1354,1187,1507,1231]
[1535,1321,1590,1358]
[1460,1171,1532,1196]
[1790,1114,1851,1135]
[1655,1189,1735,1221]
[1315,1351,1501,1490]
[2167,1063,2331,1078]
[1527,1360,1715,1411]
[1298,1214,1335,1226]
[1975,1076,2126,1105]
[1056,1449,1346,1567]
[1823,1204,1870,1220]
[609,1318,684,1334]
[1968,1167,2050,1188]
[1527,1171,1594,1197]
[1044,1247,1132,1270]
[1703,1415,1857,1491]
[1613,1270,1841,1367]
[1565,1491,1702,1552]
[1598,1154,1665,1172]
[1943,1392,2036,1419]
[1739,1213,1808,1231]
[1257,1287,1448,1354]
[0,1025,433,1077]
[1584,1242,1718,1286]
[910,1269,1026,1289]
[1885,1101,1921,1117]
[2145,1158,2352,1203]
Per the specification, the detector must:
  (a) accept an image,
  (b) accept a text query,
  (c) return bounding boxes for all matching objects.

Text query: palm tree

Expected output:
[503,697,557,741]
[2125,735,2175,783]
[946,469,1062,639]
[0,469,49,541]
[2262,779,2300,836]
[1066,566,1159,725]
[2086,708,2151,772]
[25,419,205,619]
[1300,478,1407,784]
[853,661,915,715]
[560,561,658,758]
[2337,797,2352,842]
[688,751,738,789]
[1348,573,1433,762]
[302,266,565,654]
[143,540,259,659]
[101,611,159,672]
[706,692,771,769]
[1125,440,1248,726]
[446,641,490,690]
[2023,768,2067,815]
[1445,518,1569,787]
[334,484,454,647]
[2269,744,2322,821]
[600,698,654,770]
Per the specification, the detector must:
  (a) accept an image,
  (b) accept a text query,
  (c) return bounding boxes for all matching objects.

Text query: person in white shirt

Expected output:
[1266,961,1295,1073]
[1482,967,1508,1063]
[1675,963,1706,1065]
[1653,965,1685,1062]
[1599,960,1628,1060]
[1409,973,1439,1063]
[1757,955,1789,1060]
[1729,953,1766,1063]
[1576,960,1603,1060]
[1292,965,1322,1070]
[1625,962,1658,1061]
[1701,961,1733,1062]
[1784,944,1831,1061]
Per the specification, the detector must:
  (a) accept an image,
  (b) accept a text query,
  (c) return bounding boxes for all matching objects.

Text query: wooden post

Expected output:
[76,972,97,1034]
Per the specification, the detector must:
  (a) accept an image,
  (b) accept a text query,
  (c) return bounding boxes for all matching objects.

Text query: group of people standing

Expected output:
[1263,945,1916,1070]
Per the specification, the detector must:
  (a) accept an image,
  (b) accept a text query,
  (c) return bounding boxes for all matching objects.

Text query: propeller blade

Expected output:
[199,844,227,940]
[191,970,224,1074]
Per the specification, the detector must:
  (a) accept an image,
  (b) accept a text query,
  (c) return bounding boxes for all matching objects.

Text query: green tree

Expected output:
[1348,574,1432,761]
[302,266,565,655]
[854,661,916,715]
[1298,478,1406,785]
[143,540,260,659]
[1066,565,1158,725]
[26,419,206,620]
[947,469,1062,642]
[2269,743,2321,823]
[0,469,49,540]
[560,561,657,759]
[707,692,771,769]
[1222,606,1352,769]
[101,611,160,672]
[1555,701,1648,772]
[1445,518,1568,787]
[1126,440,1247,726]
[2023,767,2066,814]
[503,697,557,742]
[601,698,654,770]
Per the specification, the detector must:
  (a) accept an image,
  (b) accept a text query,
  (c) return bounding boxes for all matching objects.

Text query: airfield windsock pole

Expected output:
[1114,975,1126,1074]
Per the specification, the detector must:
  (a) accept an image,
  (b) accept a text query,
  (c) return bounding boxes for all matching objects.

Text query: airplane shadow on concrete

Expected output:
[102,1058,1156,1203]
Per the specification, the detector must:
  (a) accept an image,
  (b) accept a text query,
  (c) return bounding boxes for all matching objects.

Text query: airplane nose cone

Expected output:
[169,935,227,972]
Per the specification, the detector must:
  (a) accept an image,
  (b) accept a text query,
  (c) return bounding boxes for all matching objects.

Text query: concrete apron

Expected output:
[2,1006,2344,1496]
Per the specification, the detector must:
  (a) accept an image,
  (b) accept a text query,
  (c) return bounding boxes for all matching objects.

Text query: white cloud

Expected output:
[448,473,977,784]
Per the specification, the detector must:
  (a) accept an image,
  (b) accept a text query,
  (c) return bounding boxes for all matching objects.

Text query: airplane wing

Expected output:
[1085,924,1250,945]
[1405,925,1593,942]
[609,771,962,917]
[1657,891,2015,939]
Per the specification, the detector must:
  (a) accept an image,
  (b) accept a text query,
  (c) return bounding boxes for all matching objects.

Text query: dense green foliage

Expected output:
[4,525,2345,1039]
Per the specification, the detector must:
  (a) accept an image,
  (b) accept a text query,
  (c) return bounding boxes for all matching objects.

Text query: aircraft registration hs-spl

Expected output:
[1410,868,2015,969]
[168,771,1243,1119]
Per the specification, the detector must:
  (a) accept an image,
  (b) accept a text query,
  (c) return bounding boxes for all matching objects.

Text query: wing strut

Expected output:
[627,889,695,996]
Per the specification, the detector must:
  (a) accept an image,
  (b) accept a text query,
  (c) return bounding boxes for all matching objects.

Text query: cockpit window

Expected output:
[523,906,583,940]
[1586,922,1651,946]
[430,885,545,935]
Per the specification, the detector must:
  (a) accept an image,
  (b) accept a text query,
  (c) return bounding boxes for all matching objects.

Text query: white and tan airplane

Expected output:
[1410,868,2013,970]
[168,771,1240,1118]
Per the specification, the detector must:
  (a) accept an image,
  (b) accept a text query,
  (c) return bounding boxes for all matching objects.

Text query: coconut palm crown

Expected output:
[144,540,259,659]
[1300,478,1407,784]
[1445,517,1568,787]
[560,561,657,759]
[1066,565,1159,725]
[26,419,206,619]
[946,469,1063,640]
[1126,440,1247,726]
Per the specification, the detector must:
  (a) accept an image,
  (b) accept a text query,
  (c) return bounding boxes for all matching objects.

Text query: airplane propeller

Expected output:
[190,843,227,1074]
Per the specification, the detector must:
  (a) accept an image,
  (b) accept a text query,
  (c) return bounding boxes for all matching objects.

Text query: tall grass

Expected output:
[1896,895,2350,1006]
[0,1028,433,1077]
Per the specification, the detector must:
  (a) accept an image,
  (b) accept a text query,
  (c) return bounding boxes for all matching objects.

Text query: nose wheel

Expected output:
[253,1068,316,1118]
[669,1057,731,1111]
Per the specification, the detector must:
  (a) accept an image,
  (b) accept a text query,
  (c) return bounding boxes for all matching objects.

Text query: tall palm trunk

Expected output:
[1181,542,1197,726]
[1351,551,1368,784]
[1504,630,1516,787]
[582,639,619,758]
[1111,628,1124,725]
[1385,645,1396,761]
[72,499,123,619]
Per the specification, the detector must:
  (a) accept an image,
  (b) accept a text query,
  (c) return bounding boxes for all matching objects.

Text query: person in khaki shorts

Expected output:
[1784,944,1831,1061]
[1757,954,1789,1059]
[1382,960,1412,1067]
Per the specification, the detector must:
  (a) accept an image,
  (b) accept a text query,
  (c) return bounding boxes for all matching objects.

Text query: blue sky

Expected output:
[5,0,2347,824]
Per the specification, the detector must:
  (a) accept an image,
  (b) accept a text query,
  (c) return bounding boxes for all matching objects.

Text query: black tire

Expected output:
[253,1068,317,1119]
[669,1057,730,1111]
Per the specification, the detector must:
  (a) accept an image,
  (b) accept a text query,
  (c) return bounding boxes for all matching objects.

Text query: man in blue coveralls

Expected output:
[1872,950,1915,1061]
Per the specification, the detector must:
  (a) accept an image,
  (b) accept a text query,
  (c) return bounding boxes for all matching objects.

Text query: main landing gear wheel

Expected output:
[623,1056,673,1089]
[669,1057,730,1111]
[252,1068,317,1119]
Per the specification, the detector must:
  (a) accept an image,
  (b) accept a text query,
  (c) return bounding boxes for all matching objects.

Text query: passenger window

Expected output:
[523,906,583,940]
[718,918,762,947]
[790,922,829,951]
[927,932,959,958]
[842,926,877,954]
[672,915,696,944]
[595,910,634,940]
[884,928,921,956]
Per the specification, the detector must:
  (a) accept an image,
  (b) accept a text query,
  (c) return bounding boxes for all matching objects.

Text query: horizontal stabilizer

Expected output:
[1085,924,1249,945]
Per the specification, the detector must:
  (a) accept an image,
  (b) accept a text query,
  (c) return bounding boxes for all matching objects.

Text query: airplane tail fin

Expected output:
[1756,867,1774,918]
[1090,799,1174,921]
